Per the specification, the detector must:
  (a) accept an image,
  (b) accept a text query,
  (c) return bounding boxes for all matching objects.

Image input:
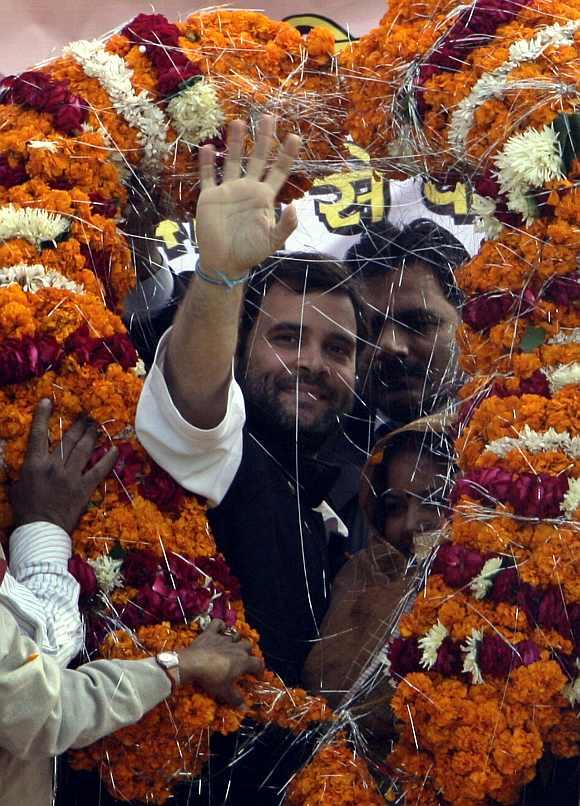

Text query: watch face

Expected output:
[157,651,178,668]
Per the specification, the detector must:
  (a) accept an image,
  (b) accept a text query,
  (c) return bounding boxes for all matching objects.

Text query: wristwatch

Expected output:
[155,651,180,690]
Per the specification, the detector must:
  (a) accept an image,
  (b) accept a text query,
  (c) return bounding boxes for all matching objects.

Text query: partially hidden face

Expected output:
[362,262,460,423]
[381,445,449,556]
[240,282,358,439]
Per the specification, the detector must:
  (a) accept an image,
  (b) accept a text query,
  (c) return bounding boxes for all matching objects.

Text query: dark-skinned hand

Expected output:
[178,619,264,707]
[9,398,118,534]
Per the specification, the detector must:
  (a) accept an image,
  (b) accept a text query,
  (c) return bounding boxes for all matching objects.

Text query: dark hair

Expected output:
[239,251,368,359]
[346,218,467,307]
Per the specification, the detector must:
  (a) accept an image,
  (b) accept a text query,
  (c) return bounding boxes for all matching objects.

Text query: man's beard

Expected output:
[371,352,462,422]
[241,369,351,449]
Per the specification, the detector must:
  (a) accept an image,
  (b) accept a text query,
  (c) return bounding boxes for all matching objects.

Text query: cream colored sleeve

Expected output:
[0,603,171,760]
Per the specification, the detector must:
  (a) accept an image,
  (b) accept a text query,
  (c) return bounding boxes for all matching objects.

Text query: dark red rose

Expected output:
[0,155,27,187]
[124,585,165,626]
[106,334,138,370]
[517,582,543,626]
[514,640,540,667]
[432,636,462,675]
[543,271,580,306]
[68,554,98,601]
[433,542,485,588]
[122,549,159,588]
[122,14,178,45]
[50,177,74,190]
[41,80,70,113]
[474,174,501,198]
[387,637,421,677]
[479,633,516,677]
[90,193,118,219]
[53,95,88,134]
[0,335,61,387]
[163,587,212,622]
[195,555,241,598]
[166,552,200,585]
[509,473,568,518]
[139,465,184,512]
[519,371,551,397]
[462,292,514,331]
[211,595,237,626]
[156,62,200,96]
[537,587,570,634]
[65,324,94,364]
[9,71,54,109]
[489,566,519,604]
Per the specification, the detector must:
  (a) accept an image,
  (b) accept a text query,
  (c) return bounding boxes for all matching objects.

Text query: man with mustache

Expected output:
[349,218,466,430]
[136,116,366,688]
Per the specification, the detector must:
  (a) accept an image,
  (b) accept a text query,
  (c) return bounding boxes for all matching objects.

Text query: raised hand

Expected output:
[195,116,301,280]
[10,399,118,534]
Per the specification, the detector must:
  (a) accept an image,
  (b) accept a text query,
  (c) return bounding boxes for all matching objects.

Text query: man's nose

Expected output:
[377,320,410,360]
[296,343,329,375]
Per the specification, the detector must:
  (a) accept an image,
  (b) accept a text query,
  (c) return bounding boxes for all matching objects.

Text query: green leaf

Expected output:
[519,326,546,353]
[553,113,580,176]
[108,542,127,561]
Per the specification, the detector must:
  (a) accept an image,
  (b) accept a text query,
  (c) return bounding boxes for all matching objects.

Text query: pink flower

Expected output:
[509,473,568,518]
[0,335,61,387]
[156,62,200,96]
[139,465,184,512]
[387,637,421,677]
[68,554,98,602]
[211,595,237,626]
[40,80,70,113]
[124,586,165,627]
[515,640,540,667]
[163,587,211,622]
[88,441,142,487]
[122,549,159,588]
[537,587,569,634]
[5,72,53,109]
[452,468,513,507]
[433,543,485,588]
[195,555,241,599]
[122,14,179,46]
[166,552,200,586]
[0,155,27,187]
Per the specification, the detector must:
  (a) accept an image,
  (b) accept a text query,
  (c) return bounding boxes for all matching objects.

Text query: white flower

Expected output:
[495,125,563,193]
[28,140,59,153]
[449,20,580,158]
[563,661,580,706]
[548,328,580,346]
[487,425,580,460]
[0,262,84,294]
[418,620,448,670]
[167,80,225,146]
[65,39,169,173]
[543,362,580,394]
[470,193,503,239]
[88,555,124,596]
[0,205,70,247]
[130,358,146,378]
[562,478,580,519]
[462,629,484,685]
[470,557,504,600]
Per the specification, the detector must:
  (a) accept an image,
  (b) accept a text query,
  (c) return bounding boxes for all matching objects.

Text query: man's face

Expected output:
[239,283,357,442]
[362,262,460,422]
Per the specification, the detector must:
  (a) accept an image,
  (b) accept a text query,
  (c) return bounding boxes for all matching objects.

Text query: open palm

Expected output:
[195,118,300,279]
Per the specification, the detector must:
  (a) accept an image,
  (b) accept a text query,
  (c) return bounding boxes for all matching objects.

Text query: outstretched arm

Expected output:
[164,116,300,429]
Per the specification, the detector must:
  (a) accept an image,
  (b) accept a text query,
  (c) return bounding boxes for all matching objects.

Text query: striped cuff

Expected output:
[10,522,71,575]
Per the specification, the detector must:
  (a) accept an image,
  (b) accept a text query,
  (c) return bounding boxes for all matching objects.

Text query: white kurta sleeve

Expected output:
[0,602,171,760]
[136,329,246,507]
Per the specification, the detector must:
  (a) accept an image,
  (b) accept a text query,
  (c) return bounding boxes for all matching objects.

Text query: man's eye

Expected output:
[382,492,406,515]
[405,314,440,333]
[272,334,299,346]
[327,343,350,358]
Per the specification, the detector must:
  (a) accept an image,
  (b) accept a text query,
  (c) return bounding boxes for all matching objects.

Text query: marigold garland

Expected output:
[0,12,349,803]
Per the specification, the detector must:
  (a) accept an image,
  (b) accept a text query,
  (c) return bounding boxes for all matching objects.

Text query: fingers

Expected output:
[265,133,301,196]
[243,656,264,677]
[270,204,298,252]
[222,682,245,709]
[245,116,275,181]
[199,144,216,190]
[207,619,226,635]
[83,445,118,490]
[58,416,92,465]
[65,421,100,475]
[24,399,52,464]
[222,120,246,183]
